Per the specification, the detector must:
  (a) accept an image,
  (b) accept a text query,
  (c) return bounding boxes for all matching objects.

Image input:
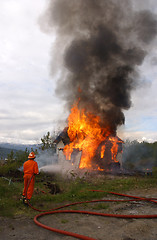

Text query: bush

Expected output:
[152,167,157,177]
[0,161,22,177]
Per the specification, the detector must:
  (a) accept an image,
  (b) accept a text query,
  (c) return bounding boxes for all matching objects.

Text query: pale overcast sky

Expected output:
[0,0,157,144]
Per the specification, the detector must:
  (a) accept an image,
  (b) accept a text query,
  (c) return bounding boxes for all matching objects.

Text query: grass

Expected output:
[91,203,110,210]
[0,172,157,217]
[61,219,69,224]
[0,178,23,217]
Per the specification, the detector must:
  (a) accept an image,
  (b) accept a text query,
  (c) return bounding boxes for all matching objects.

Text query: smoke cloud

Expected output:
[36,149,58,169]
[40,0,157,134]
[122,140,156,171]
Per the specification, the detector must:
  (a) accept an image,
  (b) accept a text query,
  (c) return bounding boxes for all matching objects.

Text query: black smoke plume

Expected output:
[40,0,157,134]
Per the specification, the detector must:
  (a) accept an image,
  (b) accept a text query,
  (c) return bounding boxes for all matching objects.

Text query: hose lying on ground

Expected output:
[25,175,157,240]
[1,176,13,185]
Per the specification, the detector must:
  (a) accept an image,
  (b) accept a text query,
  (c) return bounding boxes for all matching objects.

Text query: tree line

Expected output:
[122,140,157,171]
[1,131,157,176]
[0,131,56,177]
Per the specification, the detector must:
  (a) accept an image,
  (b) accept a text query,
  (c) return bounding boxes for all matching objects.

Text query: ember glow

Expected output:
[63,101,121,170]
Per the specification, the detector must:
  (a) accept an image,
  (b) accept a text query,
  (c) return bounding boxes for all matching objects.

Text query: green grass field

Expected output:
[0,172,157,217]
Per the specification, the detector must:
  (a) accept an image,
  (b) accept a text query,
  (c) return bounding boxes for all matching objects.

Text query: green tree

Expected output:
[7,150,14,162]
[30,147,38,155]
[40,131,56,151]
[15,148,29,166]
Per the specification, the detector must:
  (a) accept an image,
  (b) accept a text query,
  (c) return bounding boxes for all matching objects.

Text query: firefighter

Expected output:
[22,152,39,204]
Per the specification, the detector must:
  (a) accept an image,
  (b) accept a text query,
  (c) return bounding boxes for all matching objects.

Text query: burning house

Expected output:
[41,0,157,173]
[54,125,124,172]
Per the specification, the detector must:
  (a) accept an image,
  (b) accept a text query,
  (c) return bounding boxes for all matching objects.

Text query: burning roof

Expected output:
[53,127,70,145]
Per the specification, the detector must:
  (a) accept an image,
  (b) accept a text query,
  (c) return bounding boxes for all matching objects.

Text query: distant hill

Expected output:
[0,143,39,151]
[0,143,39,159]
[0,147,18,159]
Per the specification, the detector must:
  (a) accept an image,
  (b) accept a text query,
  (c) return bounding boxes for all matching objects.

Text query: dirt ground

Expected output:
[1,188,157,240]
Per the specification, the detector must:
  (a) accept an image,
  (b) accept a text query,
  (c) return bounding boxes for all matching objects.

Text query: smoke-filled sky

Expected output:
[1,0,157,144]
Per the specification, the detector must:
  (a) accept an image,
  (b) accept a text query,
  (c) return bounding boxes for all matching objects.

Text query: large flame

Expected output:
[63,101,116,169]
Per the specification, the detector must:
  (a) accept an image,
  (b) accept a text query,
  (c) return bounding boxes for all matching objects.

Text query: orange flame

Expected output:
[63,102,111,169]
[109,137,122,163]
[101,145,106,158]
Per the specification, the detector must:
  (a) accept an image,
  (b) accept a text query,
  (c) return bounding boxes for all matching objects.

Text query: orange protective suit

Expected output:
[23,159,39,200]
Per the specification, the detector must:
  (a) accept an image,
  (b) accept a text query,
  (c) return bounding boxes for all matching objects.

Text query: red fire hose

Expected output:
[25,175,157,240]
